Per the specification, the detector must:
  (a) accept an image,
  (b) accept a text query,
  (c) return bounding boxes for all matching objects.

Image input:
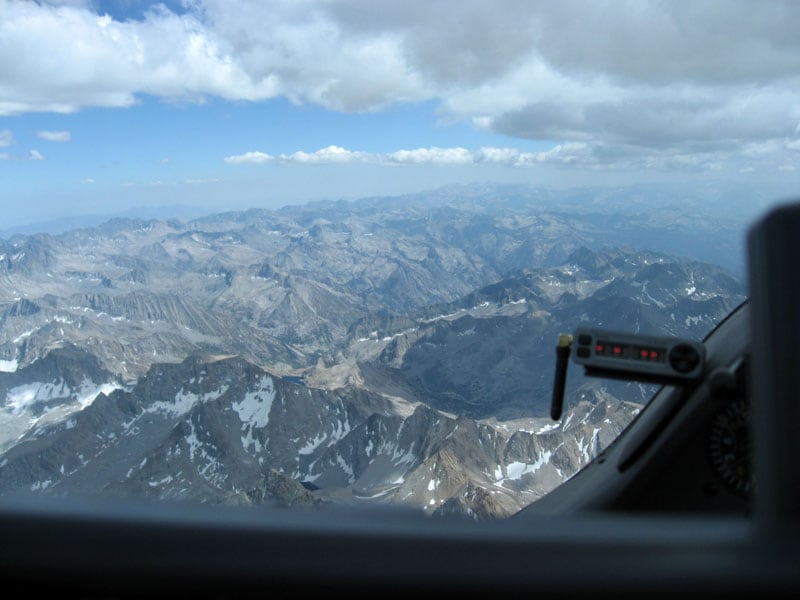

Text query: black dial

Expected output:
[707,397,753,496]
[669,343,701,374]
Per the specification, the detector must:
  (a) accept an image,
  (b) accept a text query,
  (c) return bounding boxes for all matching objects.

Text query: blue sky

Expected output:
[4,95,560,227]
[2,1,800,230]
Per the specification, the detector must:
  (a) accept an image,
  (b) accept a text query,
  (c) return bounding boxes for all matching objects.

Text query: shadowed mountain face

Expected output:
[0,186,745,518]
[364,246,743,419]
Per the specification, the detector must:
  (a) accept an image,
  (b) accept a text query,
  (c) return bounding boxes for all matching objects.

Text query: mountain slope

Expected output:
[0,353,639,517]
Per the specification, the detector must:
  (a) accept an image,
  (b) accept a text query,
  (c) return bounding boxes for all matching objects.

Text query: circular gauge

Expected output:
[707,397,753,496]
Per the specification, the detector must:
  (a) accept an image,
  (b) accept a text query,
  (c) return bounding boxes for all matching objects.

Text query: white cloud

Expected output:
[81,178,95,183]
[224,151,273,164]
[4,0,800,172]
[387,147,472,165]
[0,129,13,147]
[37,130,71,142]
[28,150,44,160]
[282,145,367,164]
[185,178,220,184]
[0,0,280,115]
[225,146,367,165]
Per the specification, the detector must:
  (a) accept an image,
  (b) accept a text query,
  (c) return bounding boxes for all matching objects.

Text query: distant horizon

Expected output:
[3,177,795,239]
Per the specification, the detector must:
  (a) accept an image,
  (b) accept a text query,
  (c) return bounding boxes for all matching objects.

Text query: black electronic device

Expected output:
[571,327,706,381]
[550,327,706,420]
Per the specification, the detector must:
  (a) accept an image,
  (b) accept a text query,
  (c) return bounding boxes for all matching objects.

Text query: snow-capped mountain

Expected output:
[0,352,638,518]
[0,344,124,453]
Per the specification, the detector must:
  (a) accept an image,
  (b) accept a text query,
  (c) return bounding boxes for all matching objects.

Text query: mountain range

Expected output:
[0,184,746,518]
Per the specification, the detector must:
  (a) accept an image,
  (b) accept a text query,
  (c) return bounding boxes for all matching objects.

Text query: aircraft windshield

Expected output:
[0,0,796,519]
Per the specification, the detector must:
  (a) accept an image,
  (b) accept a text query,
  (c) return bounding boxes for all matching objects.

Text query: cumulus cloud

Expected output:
[3,0,800,170]
[223,151,273,164]
[225,146,367,165]
[387,147,473,165]
[0,0,280,115]
[81,177,95,183]
[37,130,71,142]
[282,145,367,164]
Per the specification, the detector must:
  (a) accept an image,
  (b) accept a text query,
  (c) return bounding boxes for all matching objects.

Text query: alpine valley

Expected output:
[0,184,746,519]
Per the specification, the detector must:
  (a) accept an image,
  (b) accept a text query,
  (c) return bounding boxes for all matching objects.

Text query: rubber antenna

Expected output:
[551,334,572,420]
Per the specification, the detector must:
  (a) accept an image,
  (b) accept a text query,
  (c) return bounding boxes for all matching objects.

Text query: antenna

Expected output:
[551,334,572,420]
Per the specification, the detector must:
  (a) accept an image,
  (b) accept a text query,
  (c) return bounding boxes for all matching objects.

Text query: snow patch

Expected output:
[298,432,328,455]
[335,453,355,482]
[685,315,704,327]
[0,359,18,372]
[148,475,174,488]
[147,385,229,417]
[13,329,36,344]
[232,376,275,429]
[503,450,553,482]
[536,422,560,434]
[5,377,117,415]
[391,444,417,466]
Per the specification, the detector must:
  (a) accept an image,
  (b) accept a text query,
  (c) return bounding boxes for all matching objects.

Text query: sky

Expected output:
[1,0,800,230]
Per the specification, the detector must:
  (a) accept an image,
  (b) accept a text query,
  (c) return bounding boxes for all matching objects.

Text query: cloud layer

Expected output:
[2,0,800,170]
[220,145,581,168]
[224,141,785,172]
